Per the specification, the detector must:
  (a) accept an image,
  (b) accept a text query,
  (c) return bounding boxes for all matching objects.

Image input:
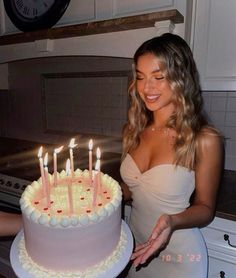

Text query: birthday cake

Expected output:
[19,168,125,277]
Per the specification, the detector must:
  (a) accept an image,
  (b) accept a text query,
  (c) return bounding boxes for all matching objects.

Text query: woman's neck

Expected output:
[153,107,174,127]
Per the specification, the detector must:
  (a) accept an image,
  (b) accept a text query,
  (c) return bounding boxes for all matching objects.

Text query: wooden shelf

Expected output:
[0,9,183,46]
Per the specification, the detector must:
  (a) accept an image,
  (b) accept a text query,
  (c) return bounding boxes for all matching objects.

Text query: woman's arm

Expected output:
[0,212,22,237]
[170,128,223,229]
[131,128,223,267]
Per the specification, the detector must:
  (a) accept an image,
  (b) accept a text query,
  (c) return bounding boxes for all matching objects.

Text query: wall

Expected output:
[3,56,132,153]
[191,0,236,171]
[202,92,236,170]
[3,61,236,170]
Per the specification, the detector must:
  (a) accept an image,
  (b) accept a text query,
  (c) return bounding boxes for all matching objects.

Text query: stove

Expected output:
[0,173,31,211]
[0,137,54,210]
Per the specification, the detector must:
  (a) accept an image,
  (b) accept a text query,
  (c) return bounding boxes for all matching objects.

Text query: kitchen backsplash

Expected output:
[1,56,132,154]
[202,91,236,171]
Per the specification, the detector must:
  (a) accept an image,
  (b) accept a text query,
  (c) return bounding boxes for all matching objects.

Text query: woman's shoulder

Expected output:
[196,125,224,154]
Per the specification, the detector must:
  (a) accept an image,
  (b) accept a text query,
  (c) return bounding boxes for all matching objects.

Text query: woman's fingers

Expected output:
[131,237,164,267]
[131,242,152,267]
[134,241,150,252]
[131,242,150,260]
[139,238,163,264]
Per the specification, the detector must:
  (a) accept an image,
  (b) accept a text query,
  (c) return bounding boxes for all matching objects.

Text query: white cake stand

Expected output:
[10,220,133,278]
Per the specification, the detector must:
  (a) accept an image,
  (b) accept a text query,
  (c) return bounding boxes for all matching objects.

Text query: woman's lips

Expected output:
[145,94,160,103]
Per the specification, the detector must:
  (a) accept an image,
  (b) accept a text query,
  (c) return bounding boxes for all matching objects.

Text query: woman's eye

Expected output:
[136,76,144,80]
[155,76,164,80]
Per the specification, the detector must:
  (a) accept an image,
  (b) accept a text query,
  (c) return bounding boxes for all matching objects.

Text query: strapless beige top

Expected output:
[120,154,195,214]
[120,154,208,278]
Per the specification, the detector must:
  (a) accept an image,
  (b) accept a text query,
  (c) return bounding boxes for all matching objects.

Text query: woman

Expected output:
[120,33,223,277]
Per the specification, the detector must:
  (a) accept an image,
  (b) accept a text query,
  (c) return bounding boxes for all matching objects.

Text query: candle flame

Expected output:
[95,159,100,171]
[96,147,101,159]
[38,146,43,158]
[66,158,71,175]
[54,145,64,154]
[69,138,77,148]
[88,139,93,151]
[43,153,48,166]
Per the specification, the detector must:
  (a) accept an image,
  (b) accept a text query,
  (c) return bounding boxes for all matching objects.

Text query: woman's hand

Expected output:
[131,214,173,267]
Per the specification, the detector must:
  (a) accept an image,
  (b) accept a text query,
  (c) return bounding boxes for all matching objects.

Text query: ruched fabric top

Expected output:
[120,154,208,278]
[122,154,194,209]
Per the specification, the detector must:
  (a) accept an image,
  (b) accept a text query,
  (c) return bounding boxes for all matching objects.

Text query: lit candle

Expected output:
[38,146,45,192]
[88,139,93,185]
[92,159,100,207]
[66,159,73,214]
[96,147,101,194]
[68,138,77,179]
[43,153,51,208]
[53,146,64,186]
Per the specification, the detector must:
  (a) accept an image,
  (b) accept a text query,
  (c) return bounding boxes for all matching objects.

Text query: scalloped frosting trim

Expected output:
[20,169,122,228]
[18,225,127,278]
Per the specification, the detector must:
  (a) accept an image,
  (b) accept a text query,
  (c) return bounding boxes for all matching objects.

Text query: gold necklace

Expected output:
[151,126,163,132]
[150,125,169,134]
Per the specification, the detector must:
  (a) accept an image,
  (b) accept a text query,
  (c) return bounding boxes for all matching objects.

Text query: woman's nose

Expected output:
[143,79,153,92]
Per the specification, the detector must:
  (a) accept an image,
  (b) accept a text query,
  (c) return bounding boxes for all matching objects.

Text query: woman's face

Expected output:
[136,53,175,114]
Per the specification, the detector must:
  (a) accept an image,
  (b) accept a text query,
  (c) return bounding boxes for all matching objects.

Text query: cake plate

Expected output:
[10,220,133,278]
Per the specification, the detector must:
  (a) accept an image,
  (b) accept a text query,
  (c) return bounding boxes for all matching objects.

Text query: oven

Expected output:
[0,138,38,278]
[0,172,27,277]
[0,137,50,212]
[0,173,31,211]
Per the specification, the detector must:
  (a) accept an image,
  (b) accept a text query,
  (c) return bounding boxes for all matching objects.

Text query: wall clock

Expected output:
[3,0,71,32]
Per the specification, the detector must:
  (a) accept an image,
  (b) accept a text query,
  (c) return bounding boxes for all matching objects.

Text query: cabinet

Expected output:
[201,217,236,277]
[192,0,236,90]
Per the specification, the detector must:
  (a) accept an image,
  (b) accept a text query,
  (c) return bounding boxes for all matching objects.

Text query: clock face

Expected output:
[3,0,70,32]
[14,0,56,19]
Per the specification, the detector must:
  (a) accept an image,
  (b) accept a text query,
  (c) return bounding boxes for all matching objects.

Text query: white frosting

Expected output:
[18,225,127,278]
[20,170,122,228]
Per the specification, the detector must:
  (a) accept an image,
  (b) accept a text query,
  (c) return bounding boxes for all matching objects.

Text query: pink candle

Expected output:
[66,159,73,214]
[38,146,45,193]
[93,155,101,207]
[68,138,77,179]
[92,161,99,207]
[96,147,101,193]
[88,139,93,186]
[53,146,63,186]
[43,153,51,208]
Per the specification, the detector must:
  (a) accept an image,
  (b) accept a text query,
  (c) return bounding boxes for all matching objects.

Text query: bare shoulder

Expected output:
[196,126,224,159]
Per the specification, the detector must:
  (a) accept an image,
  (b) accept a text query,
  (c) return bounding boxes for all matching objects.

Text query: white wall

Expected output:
[202,91,236,171]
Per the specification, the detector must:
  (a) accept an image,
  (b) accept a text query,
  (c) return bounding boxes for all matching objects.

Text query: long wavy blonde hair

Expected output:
[122,33,209,170]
